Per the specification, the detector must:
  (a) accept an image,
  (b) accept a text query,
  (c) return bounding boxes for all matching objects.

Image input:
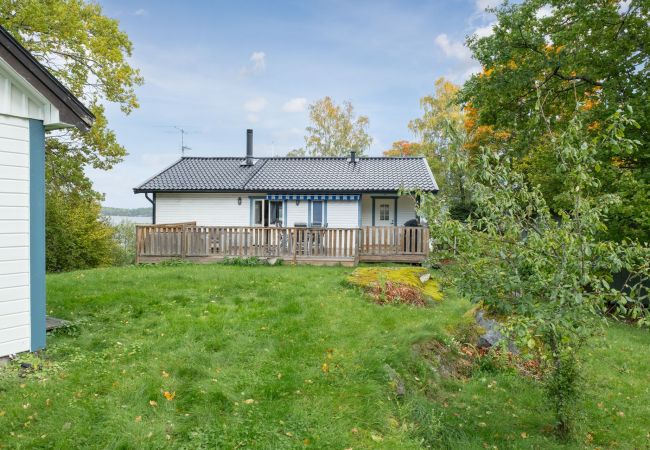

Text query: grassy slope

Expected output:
[0,265,648,449]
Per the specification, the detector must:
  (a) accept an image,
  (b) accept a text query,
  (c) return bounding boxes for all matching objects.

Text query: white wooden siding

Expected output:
[0,61,62,127]
[0,113,30,356]
[360,194,373,226]
[286,201,308,226]
[360,194,418,226]
[326,201,359,228]
[155,193,253,226]
[397,196,417,225]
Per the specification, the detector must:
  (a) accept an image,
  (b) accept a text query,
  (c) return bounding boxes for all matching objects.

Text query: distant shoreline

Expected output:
[102,207,152,217]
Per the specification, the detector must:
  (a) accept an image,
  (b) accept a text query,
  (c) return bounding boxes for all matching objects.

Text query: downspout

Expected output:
[145,192,156,224]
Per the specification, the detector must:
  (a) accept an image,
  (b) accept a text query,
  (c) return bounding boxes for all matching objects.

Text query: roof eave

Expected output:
[0,26,95,132]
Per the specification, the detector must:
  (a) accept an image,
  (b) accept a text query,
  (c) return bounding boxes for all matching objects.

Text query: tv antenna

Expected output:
[174,126,192,156]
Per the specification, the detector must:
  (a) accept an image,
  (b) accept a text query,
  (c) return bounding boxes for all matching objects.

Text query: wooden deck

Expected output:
[136,224,429,266]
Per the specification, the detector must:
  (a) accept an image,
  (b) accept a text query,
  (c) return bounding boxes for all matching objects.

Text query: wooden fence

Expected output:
[136,224,429,265]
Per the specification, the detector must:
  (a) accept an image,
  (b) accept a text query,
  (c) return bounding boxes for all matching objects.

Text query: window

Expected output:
[269,201,283,225]
[312,201,323,226]
[379,204,390,221]
[254,200,263,225]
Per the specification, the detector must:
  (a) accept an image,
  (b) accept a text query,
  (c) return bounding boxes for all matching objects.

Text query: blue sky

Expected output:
[92,0,497,208]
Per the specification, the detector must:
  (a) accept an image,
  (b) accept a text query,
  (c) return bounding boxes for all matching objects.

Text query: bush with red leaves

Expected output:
[370,281,427,307]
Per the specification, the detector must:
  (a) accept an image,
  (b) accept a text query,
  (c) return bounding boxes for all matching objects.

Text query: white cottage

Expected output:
[0,27,93,357]
[134,130,438,229]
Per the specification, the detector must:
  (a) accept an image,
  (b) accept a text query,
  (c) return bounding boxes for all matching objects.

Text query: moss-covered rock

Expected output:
[347,267,444,303]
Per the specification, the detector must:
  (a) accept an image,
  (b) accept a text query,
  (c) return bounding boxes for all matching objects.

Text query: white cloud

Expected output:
[282,97,307,113]
[535,5,554,19]
[240,51,266,75]
[474,22,496,38]
[134,8,148,16]
[243,97,268,113]
[246,113,259,123]
[434,34,472,61]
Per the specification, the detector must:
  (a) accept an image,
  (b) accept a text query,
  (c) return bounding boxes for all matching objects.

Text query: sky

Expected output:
[91,0,498,208]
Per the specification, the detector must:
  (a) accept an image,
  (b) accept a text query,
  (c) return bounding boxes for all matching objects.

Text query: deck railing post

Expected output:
[180,225,186,258]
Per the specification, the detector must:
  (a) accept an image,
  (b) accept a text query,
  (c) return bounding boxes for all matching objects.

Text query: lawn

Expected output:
[0,264,648,449]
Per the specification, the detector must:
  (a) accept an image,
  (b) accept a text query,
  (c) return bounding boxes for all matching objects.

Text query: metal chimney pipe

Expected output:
[246,129,253,165]
[350,150,356,163]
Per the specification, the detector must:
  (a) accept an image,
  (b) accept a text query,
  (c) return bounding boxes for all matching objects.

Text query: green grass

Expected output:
[0,264,648,449]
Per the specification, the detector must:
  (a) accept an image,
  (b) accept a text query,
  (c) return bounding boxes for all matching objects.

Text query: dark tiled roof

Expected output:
[134,156,438,193]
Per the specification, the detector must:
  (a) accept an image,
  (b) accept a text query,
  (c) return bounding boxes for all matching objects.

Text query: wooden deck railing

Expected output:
[136,224,429,265]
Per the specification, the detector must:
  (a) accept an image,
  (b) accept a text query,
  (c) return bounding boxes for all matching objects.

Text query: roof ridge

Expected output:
[180,155,426,160]
[241,158,269,189]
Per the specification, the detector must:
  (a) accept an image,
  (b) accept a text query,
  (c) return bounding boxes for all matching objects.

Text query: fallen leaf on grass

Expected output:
[243,399,255,404]
[521,432,528,439]
[351,428,358,434]
[149,400,158,407]
[321,363,329,373]
[371,433,383,442]
[135,416,142,423]
[163,391,175,401]
[162,371,169,378]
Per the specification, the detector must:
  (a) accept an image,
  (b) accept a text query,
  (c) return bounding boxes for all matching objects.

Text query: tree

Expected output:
[382,140,423,157]
[293,97,372,156]
[0,0,143,270]
[460,0,650,242]
[1,0,143,170]
[422,107,649,439]
[408,78,474,218]
[45,142,116,271]
[409,78,464,157]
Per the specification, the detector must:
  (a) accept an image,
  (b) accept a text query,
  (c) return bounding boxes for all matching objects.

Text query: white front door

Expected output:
[375,199,395,226]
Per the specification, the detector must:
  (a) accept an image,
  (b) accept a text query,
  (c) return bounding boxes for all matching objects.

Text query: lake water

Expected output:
[104,215,152,225]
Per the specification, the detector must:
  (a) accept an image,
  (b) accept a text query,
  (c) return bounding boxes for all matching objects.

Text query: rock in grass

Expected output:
[419,273,431,284]
[384,364,405,397]
[475,310,519,354]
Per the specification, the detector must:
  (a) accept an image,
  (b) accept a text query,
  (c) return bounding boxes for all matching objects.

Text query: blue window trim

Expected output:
[371,195,399,226]
[29,119,46,352]
[310,200,326,227]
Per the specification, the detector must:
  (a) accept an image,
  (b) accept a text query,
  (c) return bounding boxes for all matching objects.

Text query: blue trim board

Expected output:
[283,199,287,227]
[357,198,362,227]
[29,119,46,352]
[307,200,312,226]
[323,200,328,227]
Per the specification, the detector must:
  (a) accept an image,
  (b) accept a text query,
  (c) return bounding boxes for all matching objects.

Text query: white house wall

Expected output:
[326,201,358,228]
[155,193,252,226]
[0,113,30,356]
[156,193,419,229]
[360,194,418,227]
[0,62,62,127]
[397,195,417,225]
[286,201,308,227]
